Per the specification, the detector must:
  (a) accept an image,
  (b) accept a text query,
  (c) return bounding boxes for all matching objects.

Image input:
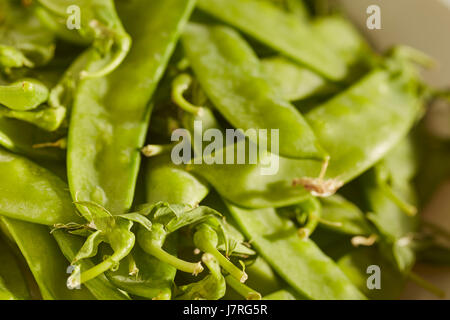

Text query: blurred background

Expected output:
[337,0,450,299]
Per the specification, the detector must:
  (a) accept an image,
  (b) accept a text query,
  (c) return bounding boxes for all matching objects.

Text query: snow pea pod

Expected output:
[52,230,130,300]
[36,0,131,78]
[0,148,81,225]
[0,237,30,300]
[261,56,335,101]
[0,218,94,300]
[312,15,373,78]
[197,0,347,81]
[190,63,424,208]
[0,117,65,160]
[182,23,326,160]
[263,289,296,300]
[0,79,49,111]
[106,243,175,300]
[0,0,55,69]
[68,0,196,214]
[145,154,209,208]
[0,103,66,131]
[226,203,366,299]
[360,139,419,273]
[337,247,406,300]
[0,277,17,300]
[320,195,373,236]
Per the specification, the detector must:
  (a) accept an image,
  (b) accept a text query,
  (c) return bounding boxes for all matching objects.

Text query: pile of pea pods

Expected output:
[0,0,449,301]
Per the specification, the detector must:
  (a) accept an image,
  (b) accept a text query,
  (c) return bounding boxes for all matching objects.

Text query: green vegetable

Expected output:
[183,23,326,159]
[226,203,366,299]
[68,0,196,214]
[197,0,348,80]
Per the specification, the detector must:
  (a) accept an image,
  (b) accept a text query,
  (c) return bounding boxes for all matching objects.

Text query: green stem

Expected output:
[171,73,203,115]
[381,183,417,216]
[143,243,203,275]
[141,144,173,157]
[201,239,248,283]
[81,34,132,79]
[225,275,261,300]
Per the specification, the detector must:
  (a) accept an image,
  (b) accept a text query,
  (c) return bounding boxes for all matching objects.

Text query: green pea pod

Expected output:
[190,63,424,208]
[68,0,196,214]
[320,195,373,236]
[225,275,261,300]
[0,0,55,69]
[0,218,94,300]
[0,117,65,160]
[145,154,209,208]
[0,237,30,300]
[175,253,226,300]
[193,224,248,283]
[0,277,17,300]
[48,50,92,112]
[337,247,407,300]
[0,104,66,132]
[52,230,130,300]
[226,203,366,299]
[244,257,281,296]
[283,0,310,20]
[182,23,327,160]
[360,139,419,273]
[0,148,81,226]
[0,79,49,111]
[197,0,347,81]
[106,244,176,300]
[261,56,335,101]
[277,197,322,239]
[263,289,297,300]
[36,0,131,78]
[312,14,374,77]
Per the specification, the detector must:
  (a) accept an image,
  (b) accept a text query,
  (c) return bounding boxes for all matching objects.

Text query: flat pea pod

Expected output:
[145,154,209,208]
[263,289,297,300]
[261,56,335,101]
[0,0,55,69]
[68,0,196,214]
[337,247,406,300]
[320,194,373,236]
[0,218,94,300]
[106,241,176,300]
[0,117,65,160]
[226,203,366,299]
[182,23,326,160]
[190,64,424,208]
[360,142,419,273]
[36,0,131,79]
[197,0,347,81]
[312,15,373,73]
[0,79,49,111]
[0,148,81,226]
[52,230,130,300]
[0,237,30,300]
[0,103,66,132]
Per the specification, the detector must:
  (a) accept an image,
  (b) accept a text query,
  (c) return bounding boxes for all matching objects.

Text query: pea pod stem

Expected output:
[225,275,261,300]
[380,183,417,216]
[194,225,248,283]
[171,73,204,115]
[142,242,203,275]
[74,258,117,287]
[141,144,173,158]
[80,33,132,79]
